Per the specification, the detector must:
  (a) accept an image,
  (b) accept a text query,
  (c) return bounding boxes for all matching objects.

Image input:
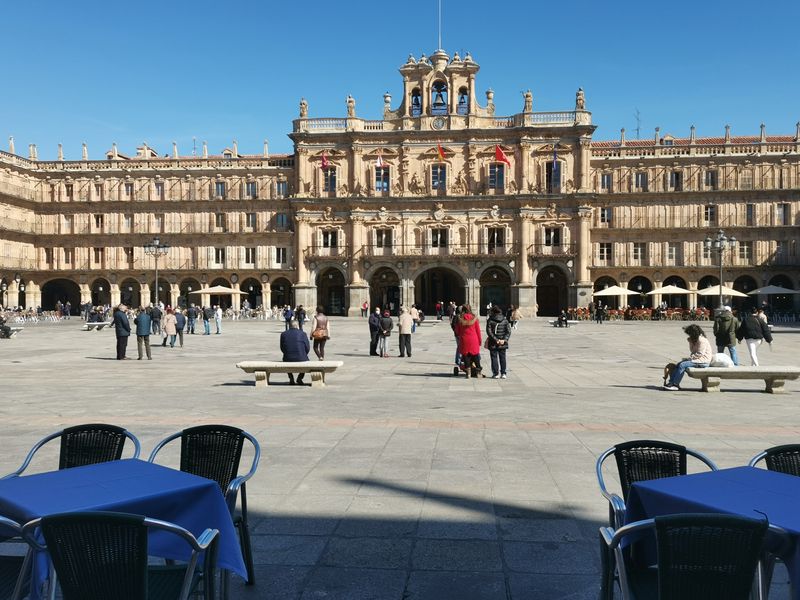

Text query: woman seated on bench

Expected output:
[663,324,713,391]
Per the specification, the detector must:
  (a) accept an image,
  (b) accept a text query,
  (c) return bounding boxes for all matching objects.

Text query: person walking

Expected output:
[510,305,521,330]
[713,305,739,365]
[186,304,198,334]
[296,305,307,332]
[280,320,309,385]
[595,302,605,324]
[378,310,393,357]
[161,307,178,348]
[214,305,223,334]
[361,300,368,318]
[409,304,420,333]
[202,305,212,335]
[112,304,131,360]
[368,306,381,356]
[486,305,511,378]
[398,307,413,357]
[174,308,186,348]
[664,324,713,390]
[150,303,162,335]
[450,304,463,375]
[134,306,152,360]
[283,305,294,331]
[455,304,483,378]
[310,306,330,360]
[737,306,773,366]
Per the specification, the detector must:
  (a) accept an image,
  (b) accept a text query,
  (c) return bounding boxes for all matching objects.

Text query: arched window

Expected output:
[431,81,448,115]
[457,87,469,115]
[411,88,422,117]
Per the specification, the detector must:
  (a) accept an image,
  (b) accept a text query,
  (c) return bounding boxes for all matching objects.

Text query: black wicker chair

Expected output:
[3,423,141,478]
[0,517,30,600]
[22,511,217,600]
[596,440,718,600]
[749,444,800,476]
[600,513,783,600]
[148,425,260,588]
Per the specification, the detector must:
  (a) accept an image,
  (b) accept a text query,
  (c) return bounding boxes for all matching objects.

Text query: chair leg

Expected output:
[599,530,615,600]
[236,517,255,586]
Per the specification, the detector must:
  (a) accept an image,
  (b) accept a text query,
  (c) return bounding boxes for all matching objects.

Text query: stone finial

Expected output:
[690,125,696,143]
[523,89,532,113]
[486,88,494,104]
[172,141,178,159]
[464,52,473,62]
[620,128,626,146]
[232,140,238,157]
[795,122,800,141]
[263,139,269,158]
[760,123,766,143]
[202,140,208,159]
[82,142,88,160]
[299,97,308,118]
[346,94,356,118]
[111,142,119,158]
[575,87,585,111]
[28,144,37,160]
[654,127,660,144]
[8,136,14,155]
[406,54,416,64]
[452,51,461,62]
[57,143,64,160]
[383,91,392,111]
[724,124,731,143]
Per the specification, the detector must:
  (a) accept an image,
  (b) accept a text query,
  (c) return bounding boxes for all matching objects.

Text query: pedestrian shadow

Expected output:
[393,372,460,378]
[216,380,255,387]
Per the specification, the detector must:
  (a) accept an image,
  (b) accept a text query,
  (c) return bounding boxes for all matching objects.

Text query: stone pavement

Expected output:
[0,315,798,599]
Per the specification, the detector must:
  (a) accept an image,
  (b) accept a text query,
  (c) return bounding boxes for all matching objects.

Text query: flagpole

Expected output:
[438,0,442,50]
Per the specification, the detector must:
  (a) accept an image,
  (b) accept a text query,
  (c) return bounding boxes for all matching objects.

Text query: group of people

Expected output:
[367,305,420,357]
[449,304,513,379]
[111,302,226,360]
[664,306,774,390]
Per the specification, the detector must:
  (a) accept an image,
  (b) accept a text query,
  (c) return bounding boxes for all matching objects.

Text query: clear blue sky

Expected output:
[2,0,799,160]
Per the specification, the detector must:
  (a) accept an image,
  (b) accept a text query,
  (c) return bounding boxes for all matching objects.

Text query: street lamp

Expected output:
[704,229,737,309]
[143,237,170,306]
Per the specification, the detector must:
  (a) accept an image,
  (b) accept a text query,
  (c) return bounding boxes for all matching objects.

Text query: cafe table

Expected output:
[0,458,247,599]
[625,466,800,599]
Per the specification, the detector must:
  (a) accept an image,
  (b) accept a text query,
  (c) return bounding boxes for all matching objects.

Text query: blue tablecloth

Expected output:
[0,458,246,598]
[626,466,800,599]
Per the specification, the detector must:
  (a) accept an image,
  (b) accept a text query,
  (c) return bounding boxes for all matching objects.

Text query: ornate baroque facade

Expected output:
[1,49,799,316]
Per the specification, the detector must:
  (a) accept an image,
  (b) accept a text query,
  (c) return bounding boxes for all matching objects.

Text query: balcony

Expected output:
[360,243,519,258]
[528,243,577,257]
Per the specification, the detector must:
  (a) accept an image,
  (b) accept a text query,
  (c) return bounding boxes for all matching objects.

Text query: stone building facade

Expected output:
[1,49,798,316]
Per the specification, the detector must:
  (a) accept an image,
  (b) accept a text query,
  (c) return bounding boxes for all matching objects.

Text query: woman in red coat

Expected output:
[455,304,483,378]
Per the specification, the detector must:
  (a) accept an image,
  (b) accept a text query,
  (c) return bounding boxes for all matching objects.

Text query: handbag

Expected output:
[311,328,327,340]
[483,338,490,349]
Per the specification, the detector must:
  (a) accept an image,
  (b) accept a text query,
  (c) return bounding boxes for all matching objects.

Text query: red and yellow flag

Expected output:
[495,145,511,166]
[436,143,446,162]
[321,150,330,169]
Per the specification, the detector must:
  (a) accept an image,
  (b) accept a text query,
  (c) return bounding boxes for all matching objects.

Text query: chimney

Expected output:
[58,143,64,160]
[82,142,88,161]
[263,139,269,158]
[202,141,208,159]
[172,141,178,159]
[619,128,626,146]
[689,125,696,143]
[724,124,731,143]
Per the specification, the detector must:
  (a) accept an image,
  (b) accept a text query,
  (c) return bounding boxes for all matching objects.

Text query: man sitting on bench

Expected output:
[557,310,570,328]
[280,320,309,385]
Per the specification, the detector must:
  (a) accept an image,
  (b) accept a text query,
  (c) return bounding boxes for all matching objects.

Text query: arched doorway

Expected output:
[627,276,653,309]
[768,274,796,311]
[41,279,80,313]
[149,279,171,306]
[91,278,111,307]
[593,276,619,309]
[240,278,262,311]
[316,268,346,316]
[536,266,568,316]
[179,278,201,308]
[370,267,401,316]
[210,277,231,309]
[414,267,465,315]
[479,267,512,315]
[661,275,688,308]
[120,279,141,308]
[271,278,293,308]
[733,275,758,311]
[697,275,720,309]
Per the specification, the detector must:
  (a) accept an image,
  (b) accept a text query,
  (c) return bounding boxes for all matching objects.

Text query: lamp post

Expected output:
[704,229,737,309]
[143,237,170,306]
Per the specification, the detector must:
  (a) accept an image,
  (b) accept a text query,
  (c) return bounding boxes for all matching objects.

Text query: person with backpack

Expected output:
[283,305,294,331]
[486,305,511,378]
[202,305,213,335]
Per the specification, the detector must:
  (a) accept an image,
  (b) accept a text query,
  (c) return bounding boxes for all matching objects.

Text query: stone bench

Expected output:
[548,320,579,327]
[686,366,800,394]
[82,322,111,331]
[3,327,23,339]
[236,361,344,388]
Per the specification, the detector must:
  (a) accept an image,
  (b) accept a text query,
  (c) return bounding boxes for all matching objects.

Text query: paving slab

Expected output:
[0,316,798,598]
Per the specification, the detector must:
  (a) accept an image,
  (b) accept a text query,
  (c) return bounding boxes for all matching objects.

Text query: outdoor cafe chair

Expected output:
[148,425,260,587]
[749,444,800,476]
[596,440,718,529]
[0,516,31,600]
[3,423,141,478]
[600,513,787,600]
[22,511,218,600]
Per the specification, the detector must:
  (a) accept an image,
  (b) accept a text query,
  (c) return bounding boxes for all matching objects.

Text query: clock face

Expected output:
[432,117,446,130]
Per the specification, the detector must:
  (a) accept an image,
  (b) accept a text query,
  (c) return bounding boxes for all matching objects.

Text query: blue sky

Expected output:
[2,0,799,160]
